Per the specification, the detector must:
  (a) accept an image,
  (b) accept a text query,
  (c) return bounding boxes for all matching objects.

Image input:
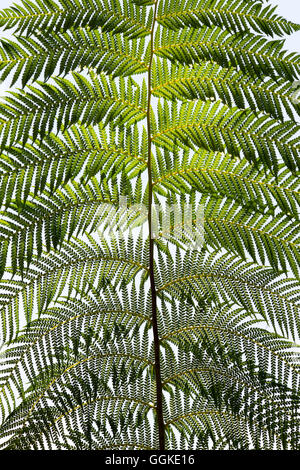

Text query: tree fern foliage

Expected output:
[0,0,299,450]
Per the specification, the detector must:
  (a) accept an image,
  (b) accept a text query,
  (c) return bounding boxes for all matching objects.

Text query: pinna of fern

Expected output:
[0,0,299,450]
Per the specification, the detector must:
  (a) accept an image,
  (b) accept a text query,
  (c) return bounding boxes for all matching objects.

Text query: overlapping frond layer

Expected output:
[159,302,300,449]
[152,146,299,277]
[0,0,153,38]
[153,149,300,219]
[0,284,154,449]
[1,278,299,449]
[0,72,147,150]
[157,0,300,37]
[0,235,149,343]
[0,172,148,279]
[152,99,300,172]
[152,60,300,121]
[0,123,147,208]
[203,201,299,277]
[0,30,149,87]
[155,25,300,81]
[156,249,300,341]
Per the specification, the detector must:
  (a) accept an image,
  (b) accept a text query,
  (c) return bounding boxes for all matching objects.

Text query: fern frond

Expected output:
[0,282,152,421]
[152,99,300,172]
[156,249,300,341]
[0,71,147,150]
[0,123,147,207]
[0,0,153,38]
[0,235,149,342]
[0,30,149,87]
[157,0,300,37]
[153,148,300,220]
[155,25,300,81]
[152,59,300,122]
[0,0,299,451]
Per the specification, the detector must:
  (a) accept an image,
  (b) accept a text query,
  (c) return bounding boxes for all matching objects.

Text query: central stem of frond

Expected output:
[147,0,165,451]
